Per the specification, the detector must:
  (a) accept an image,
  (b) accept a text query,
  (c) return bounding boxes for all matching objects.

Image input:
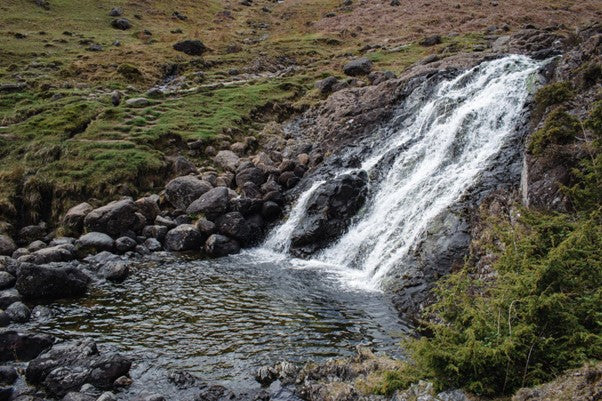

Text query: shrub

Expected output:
[528,108,580,154]
[533,82,573,115]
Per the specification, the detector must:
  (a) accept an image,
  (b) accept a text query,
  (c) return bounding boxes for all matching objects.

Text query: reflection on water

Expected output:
[22,251,407,396]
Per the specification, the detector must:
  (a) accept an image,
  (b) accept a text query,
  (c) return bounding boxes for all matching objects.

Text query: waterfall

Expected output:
[264,55,542,288]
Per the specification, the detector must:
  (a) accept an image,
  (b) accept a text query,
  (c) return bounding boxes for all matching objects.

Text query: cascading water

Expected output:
[264,55,543,289]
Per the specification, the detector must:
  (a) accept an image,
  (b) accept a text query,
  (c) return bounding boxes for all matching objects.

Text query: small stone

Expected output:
[6,301,31,323]
[111,18,132,30]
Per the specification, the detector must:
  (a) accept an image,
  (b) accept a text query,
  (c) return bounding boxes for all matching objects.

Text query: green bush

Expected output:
[528,109,580,154]
[534,82,574,112]
[406,211,602,396]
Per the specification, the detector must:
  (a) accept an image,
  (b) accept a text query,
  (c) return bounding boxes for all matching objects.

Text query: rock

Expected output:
[290,171,368,256]
[204,234,240,257]
[172,40,206,56]
[98,262,129,282]
[0,311,9,327]
[343,58,372,76]
[84,199,140,237]
[0,272,15,290]
[215,212,252,245]
[214,150,240,173]
[111,18,131,30]
[135,196,160,224]
[144,238,162,252]
[0,256,18,275]
[186,187,230,217]
[171,156,197,176]
[0,289,21,309]
[235,167,265,188]
[164,225,203,251]
[196,218,215,235]
[261,201,281,221]
[17,245,75,265]
[26,339,131,397]
[0,331,54,362]
[110,91,121,106]
[230,142,247,155]
[297,153,310,166]
[27,240,46,252]
[0,366,17,385]
[16,264,89,300]
[136,245,150,255]
[154,216,177,229]
[165,176,212,210]
[419,35,442,46]
[5,302,31,323]
[114,237,137,253]
[142,225,168,242]
[97,392,117,401]
[125,97,150,107]
[63,203,93,235]
[12,248,29,259]
[196,385,235,401]
[77,232,114,254]
[31,305,53,321]
[0,236,16,256]
[63,392,96,401]
[108,7,122,16]
[255,366,277,386]
[17,225,46,246]
[263,190,284,205]
[315,76,339,95]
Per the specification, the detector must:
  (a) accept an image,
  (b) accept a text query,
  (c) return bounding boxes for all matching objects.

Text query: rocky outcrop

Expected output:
[290,171,369,256]
[26,339,131,397]
[16,264,89,300]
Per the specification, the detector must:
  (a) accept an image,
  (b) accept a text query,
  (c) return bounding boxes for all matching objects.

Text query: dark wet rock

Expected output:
[0,311,9,327]
[168,370,198,388]
[16,264,89,300]
[144,238,162,252]
[173,40,206,56]
[132,394,165,401]
[135,196,160,224]
[76,232,114,254]
[0,272,15,289]
[235,167,265,188]
[84,199,141,237]
[186,187,230,217]
[17,225,46,246]
[115,237,137,253]
[0,256,18,276]
[142,225,168,242]
[111,18,131,30]
[62,203,94,235]
[195,384,235,401]
[262,190,284,205]
[5,301,30,323]
[12,248,29,259]
[154,216,177,229]
[31,305,53,321]
[261,201,281,221]
[214,150,240,173]
[26,339,131,397]
[0,288,21,309]
[98,262,129,282]
[204,234,240,257]
[17,245,75,265]
[419,35,442,46]
[164,225,203,251]
[0,366,17,385]
[165,176,212,210]
[135,245,150,255]
[290,171,369,257]
[343,58,372,76]
[215,212,252,245]
[0,387,11,401]
[0,331,54,362]
[196,218,216,235]
[174,214,192,225]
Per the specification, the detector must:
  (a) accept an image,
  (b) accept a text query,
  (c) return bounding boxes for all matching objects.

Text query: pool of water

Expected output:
[20,250,408,398]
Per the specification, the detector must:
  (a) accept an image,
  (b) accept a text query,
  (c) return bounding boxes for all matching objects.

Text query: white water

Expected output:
[263,55,542,290]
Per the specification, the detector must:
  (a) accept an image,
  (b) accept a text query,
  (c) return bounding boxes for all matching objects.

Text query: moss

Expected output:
[117,64,144,81]
[534,82,574,115]
[528,108,580,155]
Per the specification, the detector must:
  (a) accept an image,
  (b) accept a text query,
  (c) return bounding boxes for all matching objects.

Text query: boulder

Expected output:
[215,212,252,245]
[154,215,177,229]
[261,201,281,221]
[144,238,162,252]
[315,76,339,94]
[27,240,46,252]
[204,234,240,257]
[290,171,368,256]
[17,225,46,246]
[235,167,265,188]
[0,272,15,290]
[17,245,75,265]
[125,98,150,107]
[172,40,206,56]
[0,366,17,385]
[111,18,131,30]
[164,225,203,251]
[5,301,30,323]
[142,225,168,242]
[98,262,129,282]
[214,150,240,173]
[0,236,16,256]
[186,187,230,217]
[26,339,131,397]
[0,289,21,309]
[16,264,89,300]
[343,58,372,76]
[84,199,140,237]
[0,311,9,327]
[76,232,114,254]
[63,392,96,401]
[196,218,215,235]
[0,331,54,362]
[114,237,137,253]
[135,196,160,224]
[171,156,197,176]
[165,176,212,210]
